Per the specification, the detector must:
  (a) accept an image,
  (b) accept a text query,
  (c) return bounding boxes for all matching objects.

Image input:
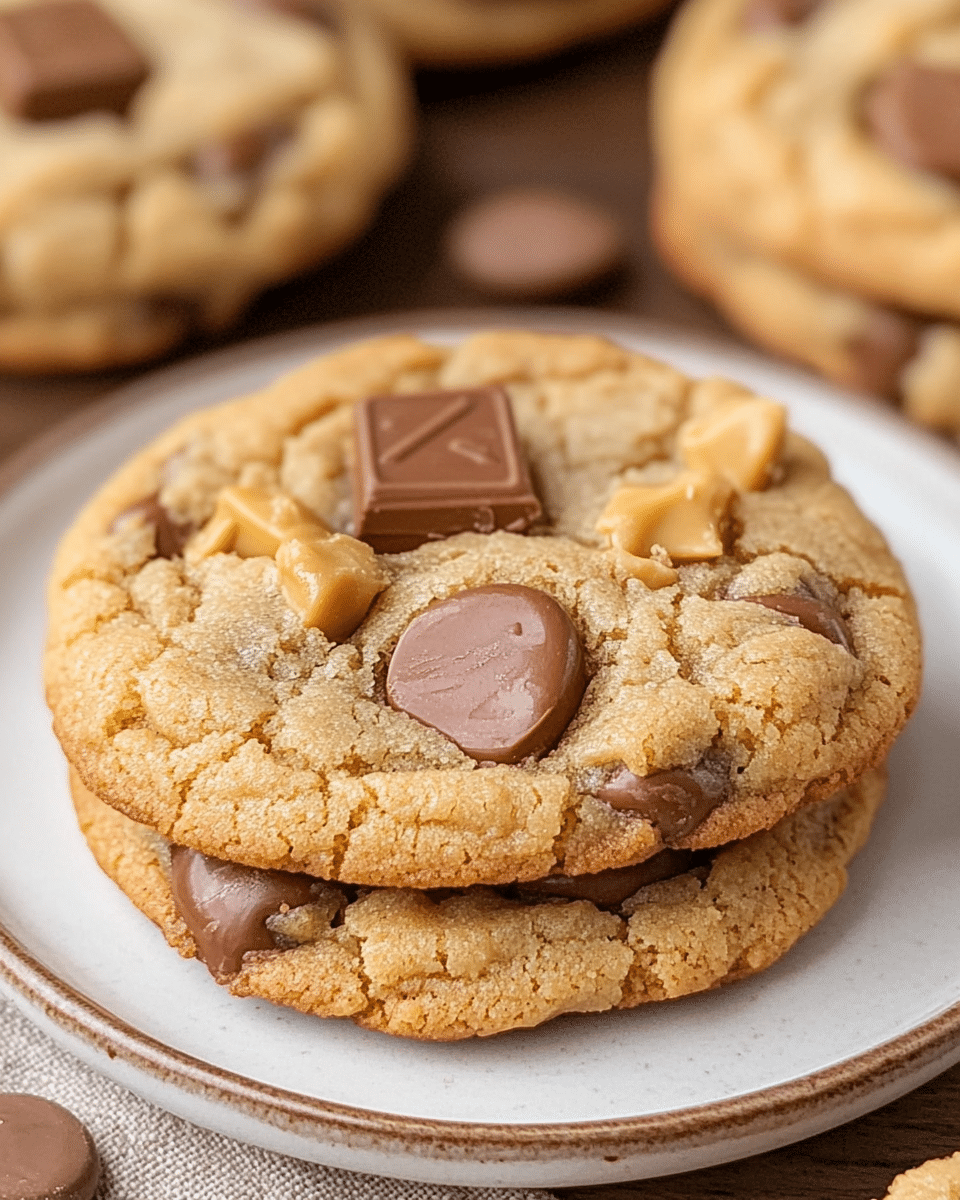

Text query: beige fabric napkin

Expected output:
[0,994,557,1200]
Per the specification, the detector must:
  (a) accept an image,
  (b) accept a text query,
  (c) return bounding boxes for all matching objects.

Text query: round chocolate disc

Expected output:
[386,584,586,764]
[0,1094,100,1200]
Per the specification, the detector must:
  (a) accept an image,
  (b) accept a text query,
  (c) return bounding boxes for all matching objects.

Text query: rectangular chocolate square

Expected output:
[0,0,149,121]
[352,385,543,553]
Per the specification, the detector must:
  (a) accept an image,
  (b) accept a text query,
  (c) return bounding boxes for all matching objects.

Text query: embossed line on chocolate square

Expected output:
[352,386,542,553]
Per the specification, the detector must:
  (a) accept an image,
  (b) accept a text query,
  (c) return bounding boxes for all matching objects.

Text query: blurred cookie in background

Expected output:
[651,0,960,443]
[0,0,412,372]
[346,0,675,67]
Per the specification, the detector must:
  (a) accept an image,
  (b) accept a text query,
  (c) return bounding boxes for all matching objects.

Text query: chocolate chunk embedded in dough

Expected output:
[745,593,853,652]
[0,0,148,121]
[353,386,542,553]
[0,1094,100,1200]
[866,62,960,182]
[169,846,317,976]
[844,308,922,400]
[386,584,586,765]
[446,188,624,301]
[112,492,192,559]
[516,848,696,909]
[744,0,821,31]
[598,767,722,842]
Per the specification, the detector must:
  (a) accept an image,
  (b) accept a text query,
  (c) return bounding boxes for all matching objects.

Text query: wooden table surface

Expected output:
[4,10,958,1199]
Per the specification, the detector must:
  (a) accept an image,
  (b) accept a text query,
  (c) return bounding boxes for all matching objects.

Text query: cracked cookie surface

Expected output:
[0,0,410,371]
[71,764,887,1040]
[45,331,921,888]
[652,0,960,438]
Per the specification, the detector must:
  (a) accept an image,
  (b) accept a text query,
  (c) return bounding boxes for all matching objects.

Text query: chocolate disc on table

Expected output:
[386,584,586,764]
[445,188,624,300]
[169,846,316,976]
[0,1094,100,1200]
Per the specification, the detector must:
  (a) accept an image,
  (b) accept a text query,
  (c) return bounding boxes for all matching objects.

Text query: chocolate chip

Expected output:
[445,188,624,301]
[238,0,339,28]
[866,62,960,182]
[386,584,586,765]
[112,492,192,559]
[0,0,149,121]
[744,593,853,652]
[0,1094,100,1200]
[597,767,722,842]
[844,308,922,400]
[192,122,290,213]
[352,386,542,553]
[515,848,696,909]
[169,846,317,976]
[744,0,821,30]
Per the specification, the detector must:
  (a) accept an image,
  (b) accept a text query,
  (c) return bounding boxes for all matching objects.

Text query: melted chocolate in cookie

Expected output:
[597,767,723,842]
[844,308,922,400]
[386,584,586,764]
[866,62,960,182]
[744,0,821,31]
[745,592,853,652]
[515,848,697,909]
[113,492,192,559]
[0,1093,100,1200]
[169,846,317,976]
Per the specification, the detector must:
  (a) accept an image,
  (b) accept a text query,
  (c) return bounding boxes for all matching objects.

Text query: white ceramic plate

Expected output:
[2,311,960,1189]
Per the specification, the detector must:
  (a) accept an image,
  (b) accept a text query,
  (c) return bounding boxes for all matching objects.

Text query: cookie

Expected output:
[0,0,411,371]
[876,1153,960,1200]
[347,0,672,67]
[45,331,921,890]
[651,0,960,438]
[71,762,887,1040]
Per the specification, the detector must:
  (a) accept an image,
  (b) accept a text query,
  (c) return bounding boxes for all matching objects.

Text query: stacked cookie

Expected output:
[46,330,920,1039]
[652,0,960,441]
[0,0,411,370]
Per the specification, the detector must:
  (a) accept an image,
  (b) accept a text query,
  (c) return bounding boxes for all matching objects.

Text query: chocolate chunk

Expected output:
[0,1094,100,1200]
[192,122,290,212]
[597,768,722,842]
[169,846,317,976]
[844,308,922,400]
[0,0,149,121]
[744,0,820,30]
[352,386,542,553]
[516,848,696,910]
[445,189,624,301]
[112,493,192,559]
[745,592,853,652]
[866,62,960,182]
[386,584,586,765]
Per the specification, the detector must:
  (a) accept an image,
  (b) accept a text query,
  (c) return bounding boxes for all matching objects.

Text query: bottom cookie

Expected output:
[72,765,886,1041]
[652,185,960,441]
[877,1153,960,1200]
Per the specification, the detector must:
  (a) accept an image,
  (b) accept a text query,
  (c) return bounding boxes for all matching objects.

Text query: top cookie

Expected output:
[0,0,411,371]
[653,0,960,430]
[45,330,921,889]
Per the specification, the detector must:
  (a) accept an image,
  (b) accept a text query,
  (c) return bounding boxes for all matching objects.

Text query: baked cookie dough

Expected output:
[45,331,921,890]
[651,0,960,439]
[0,0,411,371]
[346,0,672,67]
[71,763,887,1040]
[876,1153,960,1200]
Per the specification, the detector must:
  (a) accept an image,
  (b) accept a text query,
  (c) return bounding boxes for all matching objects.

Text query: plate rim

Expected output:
[5,307,960,1164]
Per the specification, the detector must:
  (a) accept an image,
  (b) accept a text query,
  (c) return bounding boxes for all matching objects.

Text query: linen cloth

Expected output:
[0,993,557,1200]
